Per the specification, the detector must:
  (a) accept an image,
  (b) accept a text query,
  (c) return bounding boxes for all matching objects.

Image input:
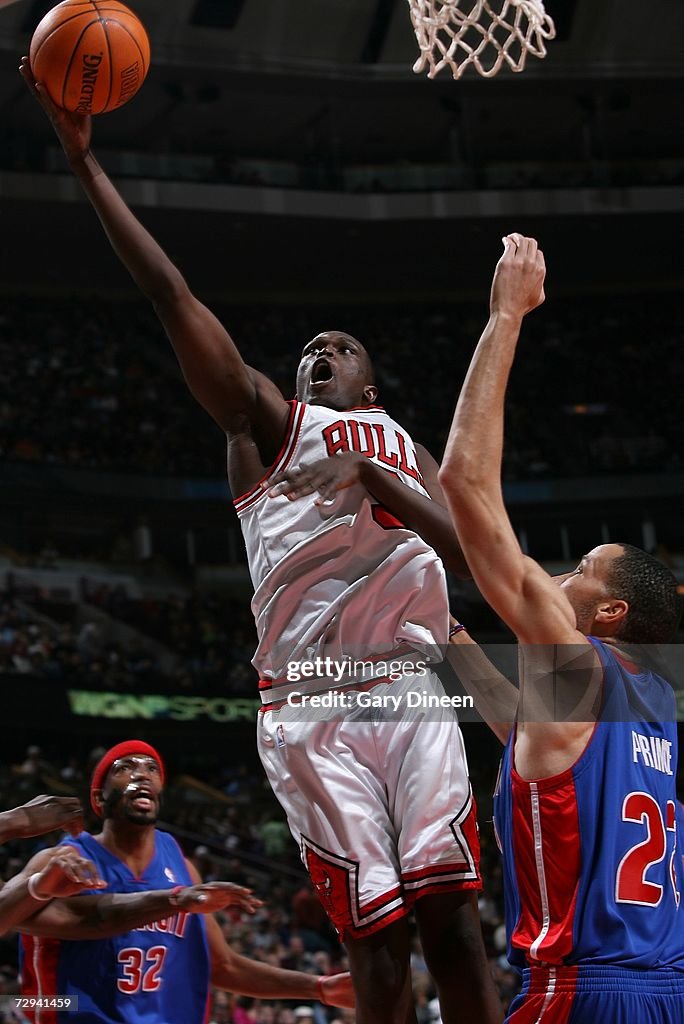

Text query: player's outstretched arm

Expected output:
[19,873,260,940]
[438,235,577,643]
[267,444,469,576]
[180,860,354,1007]
[19,58,289,450]
[206,914,354,1006]
[0,795,84,843]
[445,621,517,743]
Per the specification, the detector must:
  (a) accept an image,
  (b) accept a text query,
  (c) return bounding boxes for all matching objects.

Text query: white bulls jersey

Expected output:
[234,401,449,682]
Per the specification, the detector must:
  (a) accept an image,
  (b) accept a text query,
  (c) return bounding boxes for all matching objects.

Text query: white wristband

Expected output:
[27,872,52,901]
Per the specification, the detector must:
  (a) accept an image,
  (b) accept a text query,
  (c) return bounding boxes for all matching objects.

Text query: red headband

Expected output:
[90,741,165,816]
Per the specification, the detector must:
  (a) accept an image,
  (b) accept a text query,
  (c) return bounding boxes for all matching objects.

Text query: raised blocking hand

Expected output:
[490,233,546,320]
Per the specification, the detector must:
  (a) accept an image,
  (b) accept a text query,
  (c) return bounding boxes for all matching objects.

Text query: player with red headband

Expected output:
[17,741,353,1023]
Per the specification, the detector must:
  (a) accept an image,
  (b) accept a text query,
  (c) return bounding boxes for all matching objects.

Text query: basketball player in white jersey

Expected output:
[22,59,503,1024]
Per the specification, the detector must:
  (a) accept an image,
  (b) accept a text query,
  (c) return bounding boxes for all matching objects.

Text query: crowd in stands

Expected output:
[0,583,257,693]
[0,740,516,1021]
[0,571,515,693]
[83,581,258,693]
[1,293,683,484]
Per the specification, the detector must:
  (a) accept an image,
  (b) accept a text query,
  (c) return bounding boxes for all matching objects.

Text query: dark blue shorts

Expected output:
[506,964,684,1024]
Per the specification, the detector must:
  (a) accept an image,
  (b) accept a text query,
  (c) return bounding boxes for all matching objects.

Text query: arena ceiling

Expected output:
[0,0,681,298]
[2,0,682,77]
[0,0,682,164]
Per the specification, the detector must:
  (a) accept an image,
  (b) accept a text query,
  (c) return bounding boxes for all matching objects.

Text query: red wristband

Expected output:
[317,976,328,1005]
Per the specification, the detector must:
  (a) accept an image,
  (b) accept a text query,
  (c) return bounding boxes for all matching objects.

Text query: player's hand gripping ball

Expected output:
[29,0,150,114]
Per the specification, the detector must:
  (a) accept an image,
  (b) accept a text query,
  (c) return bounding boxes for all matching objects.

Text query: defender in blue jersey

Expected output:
[19,741,354,1023]
[440,234,684,1023]
[22,828,212,1024]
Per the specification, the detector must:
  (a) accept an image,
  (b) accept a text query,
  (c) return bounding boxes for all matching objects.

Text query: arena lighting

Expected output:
[563,403,608,415]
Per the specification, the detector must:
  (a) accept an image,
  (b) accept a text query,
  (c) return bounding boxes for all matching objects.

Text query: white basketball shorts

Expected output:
[257,669,481,939]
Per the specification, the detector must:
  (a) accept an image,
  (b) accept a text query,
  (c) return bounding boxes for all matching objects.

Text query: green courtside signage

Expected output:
[67,691,260,723]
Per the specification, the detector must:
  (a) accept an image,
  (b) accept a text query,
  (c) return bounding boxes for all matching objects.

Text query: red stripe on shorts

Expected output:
[508,966,578,1023]
[510,771,581,964]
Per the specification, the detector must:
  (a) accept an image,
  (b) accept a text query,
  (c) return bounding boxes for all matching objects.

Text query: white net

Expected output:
[409,0,556,80]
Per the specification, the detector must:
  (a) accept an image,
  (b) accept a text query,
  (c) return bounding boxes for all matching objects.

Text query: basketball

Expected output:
[29,0,150,115]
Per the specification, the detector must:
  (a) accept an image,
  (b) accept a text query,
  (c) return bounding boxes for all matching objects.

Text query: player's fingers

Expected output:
[49,857,79,882]
[77,858,103,884]
[67,867,106,889]
[266,472,310,497]
[233,899,261,913]
[214,893,261,912]
[503,232,523,252]
[19,58,40,97]
[212,882,254,896]
[62,864,84,883]
[49,796,81,810]
[35,81,63,120]
[313,478,339,505]
[287,478,318,498]
[52,846,82,862]
[282,471,328,500]
[264,469,288,487]
[522,236,538,261]
[303,467,336,496]
[175,888,207,906]
[266,461,312,488]
[266,480,294,497]
[18,61,52,110]
[59,853,101,882]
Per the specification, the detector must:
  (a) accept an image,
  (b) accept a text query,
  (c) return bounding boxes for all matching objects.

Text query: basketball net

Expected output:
[408,0,556,79]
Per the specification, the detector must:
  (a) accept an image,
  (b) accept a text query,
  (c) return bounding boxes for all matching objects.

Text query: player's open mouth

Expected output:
[127,786,155,809]
[310,358,334,388]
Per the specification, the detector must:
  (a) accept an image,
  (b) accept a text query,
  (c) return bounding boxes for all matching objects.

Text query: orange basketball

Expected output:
[29,0,150,115]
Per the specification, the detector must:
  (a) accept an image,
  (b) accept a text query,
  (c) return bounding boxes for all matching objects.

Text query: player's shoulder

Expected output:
[590,637,677,720]
[60,830,96,855]
[154,828,186,858]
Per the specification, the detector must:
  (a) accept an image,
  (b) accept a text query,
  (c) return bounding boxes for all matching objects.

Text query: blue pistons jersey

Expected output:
[494,638,684,973]
[20,830,210,1024]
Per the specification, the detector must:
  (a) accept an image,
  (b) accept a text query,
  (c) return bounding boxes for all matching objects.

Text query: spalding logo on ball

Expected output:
[30,0,150,114]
